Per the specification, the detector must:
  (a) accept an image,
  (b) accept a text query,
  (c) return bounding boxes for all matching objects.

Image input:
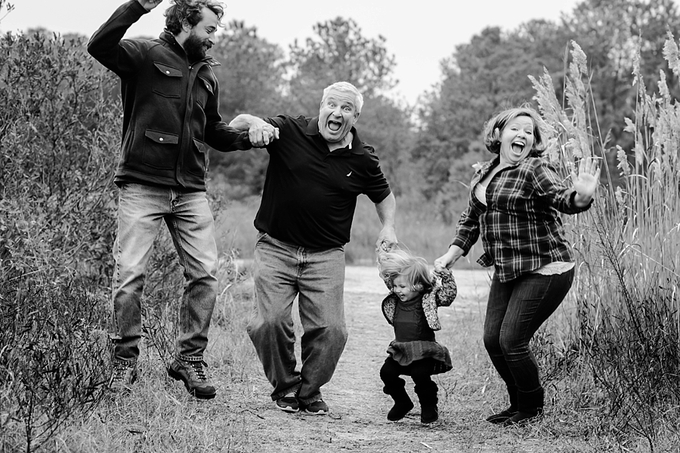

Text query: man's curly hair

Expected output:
[164,0,225,35]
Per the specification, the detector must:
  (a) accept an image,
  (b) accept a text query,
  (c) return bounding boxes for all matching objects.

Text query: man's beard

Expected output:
[184,33,210,62]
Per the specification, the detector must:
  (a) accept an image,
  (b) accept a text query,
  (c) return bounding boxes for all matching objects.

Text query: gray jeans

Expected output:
[110,183,218,363]
[247,232,348,404]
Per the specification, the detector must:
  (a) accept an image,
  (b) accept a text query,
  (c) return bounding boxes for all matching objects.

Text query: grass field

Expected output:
[13,265,670,453]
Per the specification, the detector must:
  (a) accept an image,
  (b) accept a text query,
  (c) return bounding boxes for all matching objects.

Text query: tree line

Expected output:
[7,0,677,221]
[206,0,680,223]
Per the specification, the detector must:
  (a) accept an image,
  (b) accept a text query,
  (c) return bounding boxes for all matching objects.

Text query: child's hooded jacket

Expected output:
[381,268,457,331]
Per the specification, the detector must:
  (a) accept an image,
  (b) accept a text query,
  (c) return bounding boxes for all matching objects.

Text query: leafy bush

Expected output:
[0,32,121,451]
[0,30,256,452]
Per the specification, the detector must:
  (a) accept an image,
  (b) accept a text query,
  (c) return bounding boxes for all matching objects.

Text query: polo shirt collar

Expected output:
[307,117,365,155]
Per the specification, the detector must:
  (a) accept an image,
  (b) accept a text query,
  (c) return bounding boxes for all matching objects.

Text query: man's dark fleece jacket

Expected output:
[87,0,251,191]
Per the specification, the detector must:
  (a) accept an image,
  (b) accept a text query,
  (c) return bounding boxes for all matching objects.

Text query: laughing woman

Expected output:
[434,105,600,426]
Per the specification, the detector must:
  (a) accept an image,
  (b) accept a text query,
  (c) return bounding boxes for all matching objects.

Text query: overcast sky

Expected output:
[1,0,584,105]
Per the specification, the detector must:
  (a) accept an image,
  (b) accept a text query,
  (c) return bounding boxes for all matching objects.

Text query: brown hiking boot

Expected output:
[167,358,216,400]
[109,360,137,394]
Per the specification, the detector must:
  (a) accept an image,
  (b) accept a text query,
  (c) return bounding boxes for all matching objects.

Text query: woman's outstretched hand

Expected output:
[571,157,601,207]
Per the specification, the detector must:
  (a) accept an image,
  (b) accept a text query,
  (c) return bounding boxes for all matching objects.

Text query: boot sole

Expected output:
[276,405,300,413]
[275,398,300,413]
[502,411,543,427]
[486,411,517,424]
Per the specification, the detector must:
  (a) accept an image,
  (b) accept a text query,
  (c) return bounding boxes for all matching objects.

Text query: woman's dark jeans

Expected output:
[483,269,574,393]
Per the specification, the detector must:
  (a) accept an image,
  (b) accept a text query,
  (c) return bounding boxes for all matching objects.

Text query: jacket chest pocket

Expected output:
[152,62,183,98]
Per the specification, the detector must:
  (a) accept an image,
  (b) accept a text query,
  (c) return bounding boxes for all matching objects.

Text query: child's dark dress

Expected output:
[387,293,452,374]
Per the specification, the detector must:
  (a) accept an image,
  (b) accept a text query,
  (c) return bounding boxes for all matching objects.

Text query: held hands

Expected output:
[375,226,398,254]
[571,157,601,207]
[433,255,451,271]
[434,245,464,271]
[137,0,163,11]
[249,123,279,148]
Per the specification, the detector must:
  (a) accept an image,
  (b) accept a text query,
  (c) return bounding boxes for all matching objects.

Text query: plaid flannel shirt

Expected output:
[451,156,592,282]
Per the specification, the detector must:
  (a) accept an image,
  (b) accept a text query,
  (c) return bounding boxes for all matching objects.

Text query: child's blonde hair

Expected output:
[377,249,433,294]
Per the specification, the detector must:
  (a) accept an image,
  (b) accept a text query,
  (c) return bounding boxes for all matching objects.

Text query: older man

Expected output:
[230,81,398,415]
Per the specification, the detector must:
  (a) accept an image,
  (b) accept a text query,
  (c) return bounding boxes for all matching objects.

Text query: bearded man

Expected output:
[87,0,276,399]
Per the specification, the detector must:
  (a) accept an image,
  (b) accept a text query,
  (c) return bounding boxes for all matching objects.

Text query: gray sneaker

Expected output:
[167,359,216,399]
[109,360,137,393]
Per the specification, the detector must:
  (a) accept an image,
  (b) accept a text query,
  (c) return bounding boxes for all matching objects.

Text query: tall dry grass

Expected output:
[530,36,680,450]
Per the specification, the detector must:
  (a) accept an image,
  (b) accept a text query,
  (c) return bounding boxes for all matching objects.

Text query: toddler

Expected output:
[377,249,457,424]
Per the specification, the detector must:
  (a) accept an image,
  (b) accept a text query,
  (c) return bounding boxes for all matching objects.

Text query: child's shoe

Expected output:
[387,399,414,421]
[386,387,414,421]
[415,384,439,424]
[421,404,438,424]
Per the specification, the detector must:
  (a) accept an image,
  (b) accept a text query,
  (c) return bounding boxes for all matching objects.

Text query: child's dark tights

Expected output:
[380,357,438,407]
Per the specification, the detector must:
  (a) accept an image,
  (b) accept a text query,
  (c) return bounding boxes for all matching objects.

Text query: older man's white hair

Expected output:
[321,81,364,114]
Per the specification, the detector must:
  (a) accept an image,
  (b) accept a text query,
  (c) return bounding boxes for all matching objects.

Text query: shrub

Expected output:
[0,31,121,451]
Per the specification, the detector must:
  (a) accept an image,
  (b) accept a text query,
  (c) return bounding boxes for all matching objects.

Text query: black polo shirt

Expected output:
[254,115,392,249]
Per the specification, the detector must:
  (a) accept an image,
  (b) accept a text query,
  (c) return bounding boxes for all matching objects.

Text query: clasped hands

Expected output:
[249,124,279,148]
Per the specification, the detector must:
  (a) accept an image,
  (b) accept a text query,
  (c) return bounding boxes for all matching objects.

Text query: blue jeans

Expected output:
[110,183,218,363]
[247,232,348,404]
[483,269,574,394]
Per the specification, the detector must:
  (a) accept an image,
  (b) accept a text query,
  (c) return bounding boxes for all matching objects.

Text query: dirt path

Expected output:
[240,266,495,453]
